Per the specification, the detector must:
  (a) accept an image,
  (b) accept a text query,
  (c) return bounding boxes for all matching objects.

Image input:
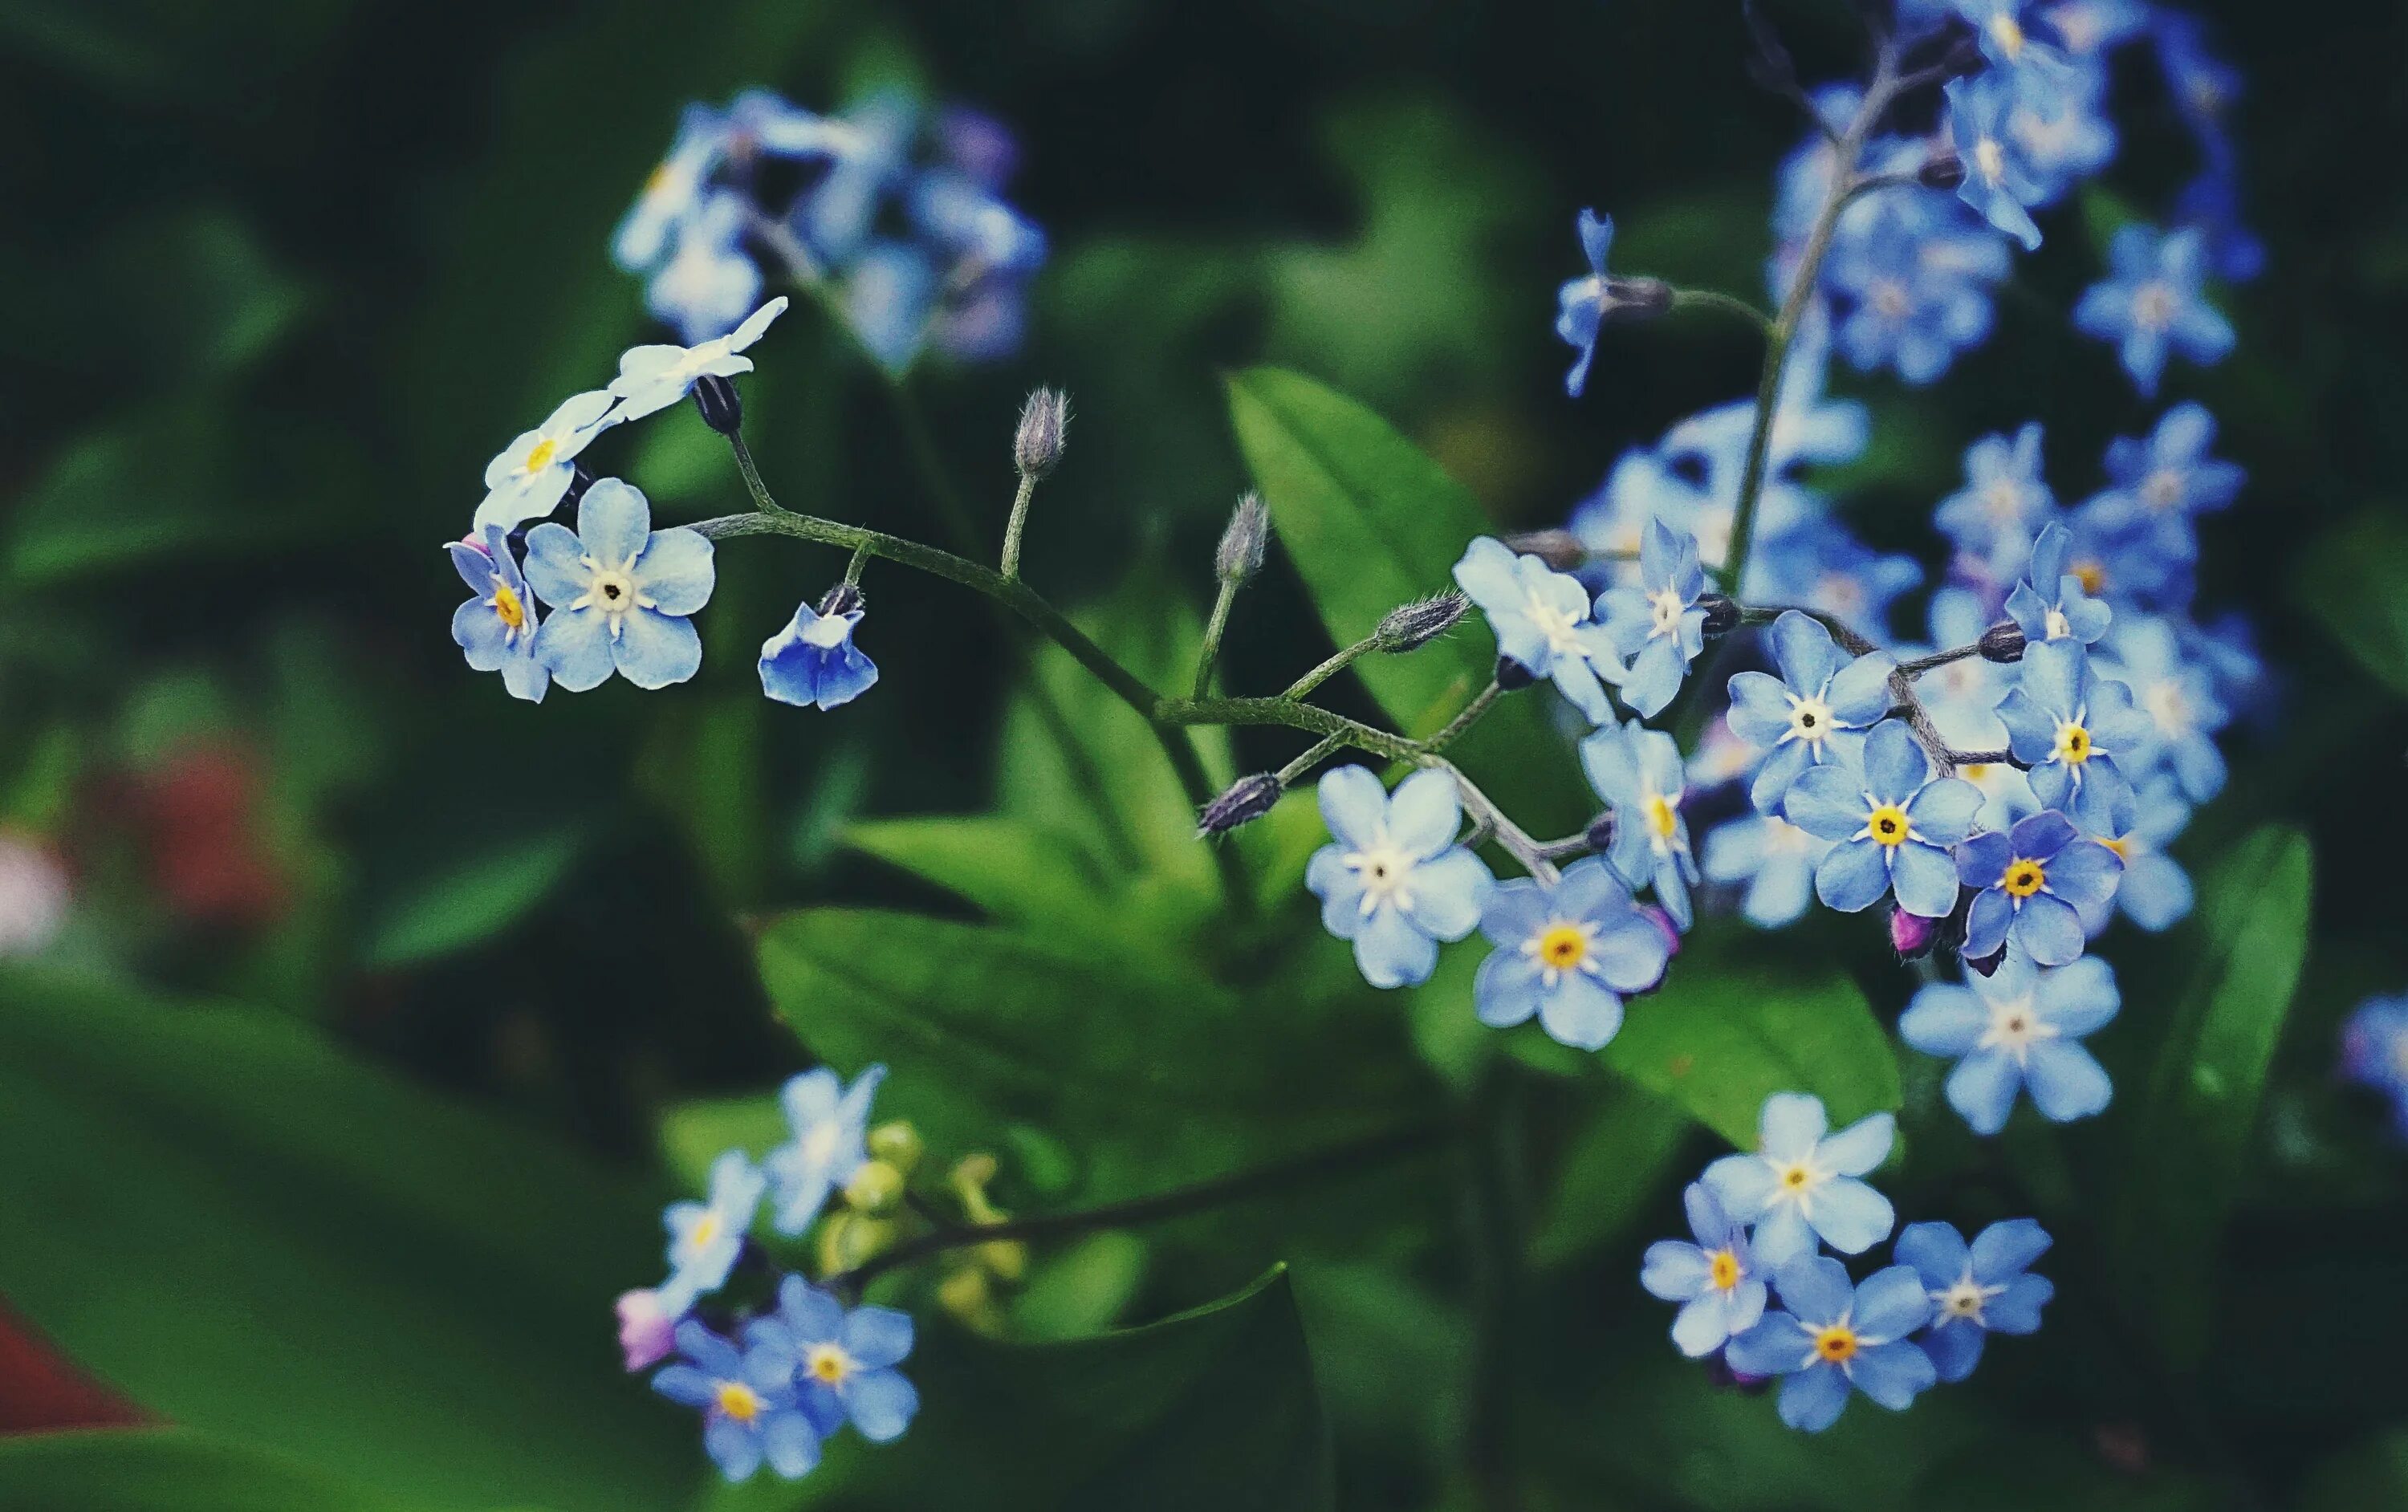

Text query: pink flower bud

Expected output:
[615,1288,678,1372]
[1889,906,1938,959]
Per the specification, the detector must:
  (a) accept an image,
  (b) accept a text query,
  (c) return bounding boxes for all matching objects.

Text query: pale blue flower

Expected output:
[1305,767,1494,990]
[1473,858,1673,1051]
[767,1064,886,1235]
[2096,614,2228,802]
[1596,520,1708,718]
[446,526,548,703]
[2085,403,2245,563]
[1946,75,2046,251]
[653,1320,823,1482]
[2072,774,2193,933]
[745,1275,919,1445]
[661,1150,766,1311]
[1581,720,1698,929]
[1724,610,1897,815]
[1826,198,2010,385]
[1641,1183,1767,1358]
[759,595,880,711]
[1704,1091,1897,1267]
[2007,521,2113,647]
[1995,640,2154,809]
[1895,1218,2054,1382]
[2040,0,2150,57]
[647,191,765,345]
[525,480,715,692]
[1727,1258,1935,1432]
[1782,721,1983,919]
[610,297,790,422]
[474,389,621,533]
[1453,537,1621,723]
[616,104,733,273]
[1555,209,1618,396]
[1702,815,1830,929]
[1749,518,1922,645]
[1955,810,2123,966]
[2075,224,2234,398]
[1935,424,2055,586]
[1900,951,2118,1133]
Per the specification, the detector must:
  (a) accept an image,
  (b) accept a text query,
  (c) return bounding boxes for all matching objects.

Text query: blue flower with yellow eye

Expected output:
[1642,1183,1767,1358]
[615,103,732,274]
[2003,53,2117,207]
[1945,75,2046,251]
[653,1320,823,1482]
[2076,223,2235,398]
[475,390,622,534]
[1454,537,1621,724]
[1727,1257,1936,1432]
[1582,720,1699,929]
[1782,721,1983,919]
[2072,774,2194,933]
[1724,610,1897,815]
[1556,209,1618,396]
[1474,858,1673,1051]
[744,1275,920,1446]
[1954,810,2123,966]
[1901,951,2119,1133]
[1995,640,2153,809]
[525,480,716,693]
[1896,1218,2055,1382]
[446,526,549,703]
[2007,522,2113,648]
[1596,520,1708,718]
[1305,766,1494,990]
[661,1150,766,1312]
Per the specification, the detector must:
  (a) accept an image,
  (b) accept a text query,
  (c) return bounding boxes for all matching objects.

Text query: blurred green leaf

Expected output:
[1528,1084,1692,1269]
[846,815,1117,935]
[362,824,585,967]
[0,1429,421,1512]
[659,1093,790,1193]
[2294,508,2408,698]
[1008,1232,1149,1340]
[2111,825,2314,1368]
[1910,1433,2227,1512]
[0,967,685,1512]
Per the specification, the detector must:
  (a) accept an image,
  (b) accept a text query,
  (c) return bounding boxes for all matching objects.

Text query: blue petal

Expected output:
[1807,1177,1894,1254]
[2011,891,2086,967]
[1317,766,1389,849]
[1847,1339,1937,1409]
[2038,954,2120,1036]
[1906,778,1983,844]
[1703,1152,1775,1221]
[1671,1291,1739,1357]
[637,529,716,616]
[2024,1039,2113,1121]
[1850,1264,1933,1340]
[842,1368,919,1442]
[1817,1112,1895,1177]
[521,522,591,608]
[1945,1047,2024,1136]
[1900,985,1985,1058]
[1777,1363,1853,1431]
[1772,1254,1855,1327]
[1984,1272,2056,1334]
[1642,1241,1711,1303]
[613,609,705,689]
[535,607,616,693]
[840,1305,914,1369]
[1387,769,1465,858]
[1401,848,1491,942]
[1759,1092,1830,1161]
[1889,840,1961,920]
[1536,974,1625,1051]
[1969,1217,2052,1284]
[1922,1320,1987,1384]
[1473,948,1540,1028]
[1962,886,2013,960]
[2047,839,2125,910]
[1728,1315,1812,1378]
[1782,765,1868,841]
[1352,904,1438,989]
[1860,722,1930,804]
[579,478,653,564]
[1769,610,1841,695]
[1816,839,1892,913]
[1892,1221,1971,1289]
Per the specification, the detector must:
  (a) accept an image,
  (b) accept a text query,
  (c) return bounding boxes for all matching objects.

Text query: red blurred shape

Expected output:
[0,1297,145,1434]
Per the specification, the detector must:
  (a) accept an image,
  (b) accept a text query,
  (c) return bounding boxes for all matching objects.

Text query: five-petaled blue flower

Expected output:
[1725,609,1897,815]
[760,593,881,711]
[610,297,790,422]
[1894,1218,2055,1383]
[1900,950,2119,1133]
[653,1319,823,1482]
[1995,639,2153,810]
[745,1274,920,1445]
[525,478,717,692]
[1702,814,1830,930]
[2341,994,2408,1138]
[2007,521,2113,647]
[1934,424,2056,586]
[1954,809,2123,966]
[1474,857,1674,1051]
[1945,75,2046,251]
[446,526,549,703]
[1826,199,2009,386]
[475,389,622,533]
[661,1149,766,1312]
[1727,1256,1936,1432]
[1581,720,1699,930]
[2098,616,2228,802]
[767,1063,886,1235]
[1783,721,1983,919]
[2072,774,2193,932]
[1305,766,1494,990]
[1555,209,1618,396]
[1453,537,1621,724]
[2075,223,2235,398]
[2087,402,2245,562]
[1641,1182,1768,1358]
[1597,521,1709,718]
[1705,1091,1897,1267]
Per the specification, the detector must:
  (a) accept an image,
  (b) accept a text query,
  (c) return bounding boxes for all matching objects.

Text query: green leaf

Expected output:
[0,968,687,1512]
[2294,508,2408,698]
[1223,366,1590,830]
[362,824,585,967]
[1528,1085,1694,1269]
[845,815,1118,937]
[659,1093,790,1193]
[0,1429,422,1512]
[2111,825,2315,1367]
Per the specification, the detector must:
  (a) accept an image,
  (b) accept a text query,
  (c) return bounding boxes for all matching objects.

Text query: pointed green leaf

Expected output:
[845,815,1117,937]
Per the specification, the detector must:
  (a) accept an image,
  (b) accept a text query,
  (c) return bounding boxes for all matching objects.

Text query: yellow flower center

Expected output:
[805,1343,853,1385]
[2099,835,2130,860]
[685,1213,721,1253]
[1707,1250,1742,1291]
[1866,804,1911,847]
[715,1381,763,1422]
[2054,722,2092,763]
[1814,1323,1860,1364]
[492,581,527,633]
[1537,925,1588,970]
[1989,14,2025,57]
[1780,1164,1812,1192]
[2003,859,2047,898]
[2072,560,2107,595]
[523,437,559,475]
[1961,762,1990,782]
[1644,793,1679,839]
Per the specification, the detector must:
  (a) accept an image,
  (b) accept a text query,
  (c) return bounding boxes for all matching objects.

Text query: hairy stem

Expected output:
[1425,681,1502,754]
[1194,576,1243,698]
[999,472,1038,580]
[1430,756,1560,884]
[1159,695,1425,762]
[1282,636,1380,701]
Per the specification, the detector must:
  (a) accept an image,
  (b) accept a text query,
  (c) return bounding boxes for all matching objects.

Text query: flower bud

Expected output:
[1215,492,1270,584]
[1377,591,1470,652]
[1889,905,1938,960]
[1698,592,1743,636]
[1014,388,1069,477]
[1978,621,2028,664]
[615,1289,678,1372]
[1604,275,1677,319]
[1501,529,1588,571]
[1963,942,2008,978]
[1496,655,1537,691]
[1584,811,1615,855]
[816,1210,894,1274]
[937,1264,997,1331]
[1918,151,1967,191]
[866,1119,923,1172]
[844,1158,905,1213]
[1198,772,1283,835]
[818,581,865,618]
[693,373,743,435]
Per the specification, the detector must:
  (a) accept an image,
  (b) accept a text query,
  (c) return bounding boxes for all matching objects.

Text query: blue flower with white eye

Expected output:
[610,297,789,422]
[1702,815,1831,929]
[1934,424,2055,585]
[1750,518,1923,646]
[2040,0,2149,57]
[1474,858,1673,1051]
[1783,721,1983,919]
[1705,1092,1897,1267]
[1995,639,2154,809]
[1642,1183,1768,1358]
[1895,1219,2055,1382]
[648,192,765,345]
[653,1320,823,1482]
[767,1063,886,1235]
[1453,537,1621,723]
[760,593,880,711]
[474,390,622,533]
[2341,995,2408,1138]
[1556,209,1618,396]
[1305,767,1493,990]
[661,1150,766,1312]
[2086,403,2245,560]
[616,104,732,274]
[1826,199,2009,386]
[2004,55,2117,207]
[745,1275,919,1445]
[1954,810,2122,967]
[2007,521,2113,648]
[2076,224,2235,399]
[1724,610,1896,815]
[1901,951,2119,1133]
[2073,774,2194,933]
[446,526,549,703]
[1597,521,1708,718]
[1945,75,2046,251]
[525,480,715,692]
[1581,721,1698,930]
[2097,615,2228,801]
[1727,1257,1935,1432]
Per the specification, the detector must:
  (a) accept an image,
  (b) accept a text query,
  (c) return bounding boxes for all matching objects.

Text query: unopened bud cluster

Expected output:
[1377,591,1470,652]
[1198,772,1284,836]
[1013,388,1070,478]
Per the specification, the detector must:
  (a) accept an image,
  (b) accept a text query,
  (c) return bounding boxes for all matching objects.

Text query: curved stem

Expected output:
[1159,695,1424,762]
[1429,756,1560,884]
[1425,681,1502,754]
[1670,287,1775,334]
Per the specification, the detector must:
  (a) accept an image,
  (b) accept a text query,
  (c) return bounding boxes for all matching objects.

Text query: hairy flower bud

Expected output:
[692,372,743,435]
[1014,388,1069,477]
[818,581,865,618]
[1496,655,1537,691]
[1377,591,1470,652]
[1198,772,1283,835]
[1889,905,1938,960]
[1215,492,1270,583]
[1918,150,1967,191]
[1698,592,1743,636]
[1501,529,1588,571]
[1979,621,2028,663]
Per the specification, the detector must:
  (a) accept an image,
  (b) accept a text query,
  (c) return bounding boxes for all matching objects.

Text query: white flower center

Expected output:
[2044,607,2072,640]
[1527,594,1588,657]
[801,1120,842,1168]
[572,550,655,637]
[1763,815,1814,854]
[801,614,853,649]
[1977,993,2060,1063]
[1975,136,2007,185]
[1869,278,1910,319]
[1771,1157,1827,1213]
[2141,468,2186,511]
[1344,840,1418,916]
[1785,693,1834,746]
[1647,587,1686,639]
[2131,282,2178,331]
[1934,1269,2003,1324]
[2142,679,2191,734]
[1983,479,2027,522]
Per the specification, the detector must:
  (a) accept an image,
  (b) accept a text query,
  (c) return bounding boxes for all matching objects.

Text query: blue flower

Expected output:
[760,595,880,711]
[1894,1219,2055,1382]
[1580,721,1699,930]
[2073,774,2194,933]
[647,192,765,346]
[1724,610,1897,815]
[1661,314,1869,498]
[2075,224,2235,398]
[2040,0,2150,58]
[1597,521,1708,718]
[1995,640,2154,809]
[1748,518,1923,645]
[1900,951,2119,1133]
[1909,589,2019,766]
[2006,521,2113,647]
[2150,10,2243,144]
[1453,537,1621,723]
[2003,55,2117,207]
[2097,615,2229,802]
[1555,209,1618,396]
[610,297,790,422]
[1945,75,2047,251]
[767,1064,886,1235]
[1641,1183,1768,1358]
[616,104,732,274]
[474,389,622,533]
[1953,0,2066,76]
[1934,424,2056,586]
[2341,995,2408,1137]
[1704,1091,1897,1266]
[2060,494,2194,614]
[1702,815,1830,929]
[1783,721,1983,919]
[787,92,916,267]
[1305,766,1494,990]
[2174,167,2266,284]
[2085,403,2245,561]
[446,526,549,703]
[1826,199,2009,386]
[653,1319,823,1482]
[524,479,716,692]
[842,241,938,373]
[661,1150,766,1311]
[744,1274,920,1445]
[1726,1257,1935,1432]
[1474,858,1673,1051]
[1956,810,2123,965]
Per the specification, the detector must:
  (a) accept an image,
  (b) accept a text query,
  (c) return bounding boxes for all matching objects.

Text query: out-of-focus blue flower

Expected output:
[1306,767,1493,989]
[653,1320,823,1482]
[2150,10,2243,144]
[1556,209,1618,396]
[1995,640,2153,809]
[1935,424,2056,587]
[2086,404,2244,562]
[1895,1218,2055,1381]
[648,192,765,345]
[2076,224,2235,398]
[2061,494,2194,616]
[1474,858,1673,1051]
[475,390,621,533]
[1597,521,1708,718]
[2341,995,2408,1136]
[524,480,715,692]
[842,241,938,373]
[1955,810,2123,965]
[1454,537,1621,723]
[1953,0,2067,77]
[1727,1257,1935,1432]
[616,104,733,274]
[1702,814,1830,929]
[746,1275,919,1445]
[1752,518,1924,647]
[662,1150,766,1311]
[1705,1092,1896,1266]
[1724,610,1896,815]
[1569,449,1706,571]
[2097,615,2229,801]
[2005,55,2117,207]
[1662,312,1869,496]
[909,168,1046,364]
[767,1064,886,1235]
[1945,75,2047,251]
[1910,589,2017,763]
[1783,722,1983,918]
[1901,951,2119,1132]
[2072,774,2194,933]
[611,297,789,422]
[1686,718,1763,795]
[2040,0,2149,57]
[1642,1182,1768,1358]
[447,526,549,703]
[1827,199,2010,385]
[760,595,880,711]
[789,93,917,267]
[1582,721,1699,929]
[2190,610,2272,726]
[2175,168,2267,284]
[2007,521,2113,648]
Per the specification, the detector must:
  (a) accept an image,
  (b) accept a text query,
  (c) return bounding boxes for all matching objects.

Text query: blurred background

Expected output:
[5,1,2408,1509]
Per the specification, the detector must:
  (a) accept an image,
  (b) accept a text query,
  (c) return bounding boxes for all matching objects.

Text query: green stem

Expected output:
[1425,681,1501,754]
[1670,287,1775,333]
[1281,636,1379,701]
[728,433,783,516]
[999,471,1038,580]
[1158,695,1423,762]
[1194,577,1243,698]
[1275,731,1349,785]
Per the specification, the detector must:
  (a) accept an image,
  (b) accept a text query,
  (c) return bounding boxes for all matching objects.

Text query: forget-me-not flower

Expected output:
[525,479,716,692]
[1725,609,1898,815]
[1827,200,2009,385]
[1705,1091,1897,1266]
[610,296,789,421]
[1305,766,1493,989]
[745,1274,920,1445]
[1783,721,1983,919]
[2073,774,2194,933]
[447,526,549,703]
[2341,995,2408,1137]
[1894,1218,2055,1382]
[1911,589,2016,760]
[1727,1257,1936,1432]
[1900,951,2119,1133]
[1749,518,1923,645]
[653,1320,823,1482]
[2005,58,2117,207]
[1641,1183,1768,1358]
[2088,403,2245,560]
[2042,0,2150,57]
[2007,521,2113,647]
[661,1150,766,1311]
[1945,75,2047,251]
[1453,537,1621,723]
[1555,209,1619,396]
[1581,720,1699,929]
[615,104,731,274]
[1596,520,1708,718]
[1702,814,1831,930]
[2098,615,2228,802]
[1955,809,2123,966]
[648,191,765,345]
[760,591,880,711]
[1995,639,2154,809]
[1473,857,1673,1051]
[474,389,621,533]
[768,1063,887,1235]
[2075,223,2235,397]
[1934,424,2055,584]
